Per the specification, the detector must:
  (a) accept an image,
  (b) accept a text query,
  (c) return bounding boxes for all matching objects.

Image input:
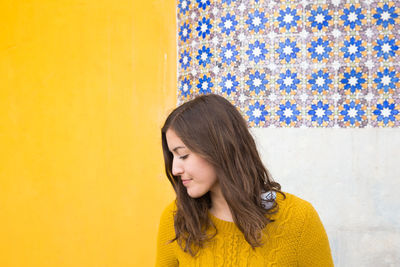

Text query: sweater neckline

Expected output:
[207,192,284,233]
[208,211,240,233]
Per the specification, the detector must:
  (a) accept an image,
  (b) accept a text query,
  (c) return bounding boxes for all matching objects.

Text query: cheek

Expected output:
[187,155,217,183]
[199,163,217,183]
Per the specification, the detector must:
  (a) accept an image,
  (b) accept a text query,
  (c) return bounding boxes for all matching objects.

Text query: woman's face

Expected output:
[166,129,219,198]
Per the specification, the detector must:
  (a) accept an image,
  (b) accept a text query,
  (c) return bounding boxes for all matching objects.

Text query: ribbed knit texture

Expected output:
[155,193,334,266]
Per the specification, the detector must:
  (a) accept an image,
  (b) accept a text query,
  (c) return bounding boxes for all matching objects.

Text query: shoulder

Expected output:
[161,200,177,217]
[272,192,321,231]
[275,193,334,265]
[156,200,179,266]
[276,192,315,215]
[157,200,177,250]
[159,200,177,227]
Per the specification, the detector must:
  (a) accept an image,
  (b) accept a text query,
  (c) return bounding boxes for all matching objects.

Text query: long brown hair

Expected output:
[161,94,284,256]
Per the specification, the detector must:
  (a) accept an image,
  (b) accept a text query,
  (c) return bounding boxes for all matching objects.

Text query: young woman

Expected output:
[156,94,333,266]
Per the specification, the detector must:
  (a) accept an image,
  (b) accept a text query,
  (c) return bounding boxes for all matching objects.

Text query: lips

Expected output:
[182,179,192,186]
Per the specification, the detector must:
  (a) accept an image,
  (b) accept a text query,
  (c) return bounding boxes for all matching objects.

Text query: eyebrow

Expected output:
[172,146,186,153]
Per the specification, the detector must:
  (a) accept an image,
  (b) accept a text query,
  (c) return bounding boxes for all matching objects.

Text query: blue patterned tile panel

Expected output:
[177,0,400,128]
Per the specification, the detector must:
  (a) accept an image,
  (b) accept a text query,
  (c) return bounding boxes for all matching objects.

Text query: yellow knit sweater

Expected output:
[156,192,334,266]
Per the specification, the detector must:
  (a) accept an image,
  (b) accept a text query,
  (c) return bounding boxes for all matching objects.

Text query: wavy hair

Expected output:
[161,94,284,256]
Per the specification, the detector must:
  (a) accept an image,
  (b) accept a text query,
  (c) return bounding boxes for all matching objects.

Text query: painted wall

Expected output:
[252,128,400,266]
[0,1,176,266]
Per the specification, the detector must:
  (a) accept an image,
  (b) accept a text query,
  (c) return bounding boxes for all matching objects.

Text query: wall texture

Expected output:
[176,0,400,266]
[252,128,400,266]
[0,1,176,266]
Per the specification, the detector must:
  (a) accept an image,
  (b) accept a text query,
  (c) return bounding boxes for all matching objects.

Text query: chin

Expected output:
[187,189,206,199]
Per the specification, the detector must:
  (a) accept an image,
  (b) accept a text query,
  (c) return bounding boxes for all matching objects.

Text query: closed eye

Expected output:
[179,155,189,160]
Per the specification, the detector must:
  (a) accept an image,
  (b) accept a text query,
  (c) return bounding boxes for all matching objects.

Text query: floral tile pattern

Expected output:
[177,0,400,128]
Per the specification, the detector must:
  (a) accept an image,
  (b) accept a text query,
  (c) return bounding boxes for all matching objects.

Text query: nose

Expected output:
[172,157,184,176]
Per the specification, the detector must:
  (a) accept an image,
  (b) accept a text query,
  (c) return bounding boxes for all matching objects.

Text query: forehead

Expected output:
[165,129,186,151]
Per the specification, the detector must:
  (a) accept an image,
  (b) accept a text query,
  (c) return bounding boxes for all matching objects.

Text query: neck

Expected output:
[209,185,233,222]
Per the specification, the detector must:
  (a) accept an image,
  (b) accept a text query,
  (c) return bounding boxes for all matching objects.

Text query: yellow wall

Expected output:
[0,1,176,266]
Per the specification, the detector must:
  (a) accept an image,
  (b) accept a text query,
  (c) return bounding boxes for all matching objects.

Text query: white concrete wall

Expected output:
[252,128,400,266]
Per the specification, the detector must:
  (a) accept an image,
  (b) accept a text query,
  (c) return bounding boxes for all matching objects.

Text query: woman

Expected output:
[156,94,333,266]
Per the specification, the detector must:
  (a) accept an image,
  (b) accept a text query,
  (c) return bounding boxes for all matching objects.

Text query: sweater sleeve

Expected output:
[155,201,178,267]
[297,202,334,267]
